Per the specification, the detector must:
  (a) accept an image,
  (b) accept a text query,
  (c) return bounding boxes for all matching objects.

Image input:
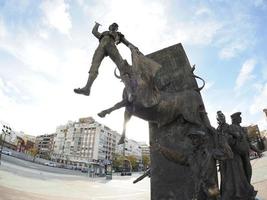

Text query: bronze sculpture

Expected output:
[74,23,218,199]
[74,22,137,96]
[74,22,262,200]
[217,111,259,200]
[98,48,205,144]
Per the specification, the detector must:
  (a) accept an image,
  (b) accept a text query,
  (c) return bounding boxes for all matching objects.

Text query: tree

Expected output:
[127,155,138,171]
[28,147,39,162]
[112,153,124,172]
[142,155,150,169]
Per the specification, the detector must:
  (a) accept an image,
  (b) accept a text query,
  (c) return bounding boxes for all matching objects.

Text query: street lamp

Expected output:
[0,125,12,165]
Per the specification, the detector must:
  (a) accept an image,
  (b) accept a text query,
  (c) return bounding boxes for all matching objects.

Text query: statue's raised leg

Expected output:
[118,110,132,145]
[98,99,128,118]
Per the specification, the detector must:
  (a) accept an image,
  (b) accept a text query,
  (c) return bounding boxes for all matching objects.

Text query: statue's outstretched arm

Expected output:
[92,22,101,39]
[121,36,137,50]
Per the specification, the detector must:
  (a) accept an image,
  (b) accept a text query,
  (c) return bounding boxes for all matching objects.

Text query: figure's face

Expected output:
[238,116,242,123]
[217,113,225,124]
[109,24,118,31]
[232,115,242,124]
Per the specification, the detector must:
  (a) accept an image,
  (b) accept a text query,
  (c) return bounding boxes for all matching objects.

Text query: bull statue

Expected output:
[98,48,206,144]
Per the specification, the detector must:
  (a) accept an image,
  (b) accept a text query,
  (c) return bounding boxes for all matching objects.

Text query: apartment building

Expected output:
[52,117,120,166]
[35,133,55,159]
[138,142,150,157]
[116,137,142,161]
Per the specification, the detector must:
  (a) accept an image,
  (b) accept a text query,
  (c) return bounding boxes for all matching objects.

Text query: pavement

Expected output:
[0,155,150,200]
[251,153,267,199]
[0,153,267,200]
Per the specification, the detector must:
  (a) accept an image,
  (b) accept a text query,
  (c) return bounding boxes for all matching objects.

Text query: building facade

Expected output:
[138,142,150,157]
[35,133,55,159]
[116,138,142,161]
[52,117,120,167]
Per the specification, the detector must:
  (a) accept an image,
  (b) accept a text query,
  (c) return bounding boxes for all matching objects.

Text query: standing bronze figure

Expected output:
[74,22,137,96]
[217,111,258,200]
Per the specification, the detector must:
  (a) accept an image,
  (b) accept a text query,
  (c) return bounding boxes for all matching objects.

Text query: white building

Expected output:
[116,138,142,161]
[52,117,120,167]
[35,133,55,159]
[138,142,150,157]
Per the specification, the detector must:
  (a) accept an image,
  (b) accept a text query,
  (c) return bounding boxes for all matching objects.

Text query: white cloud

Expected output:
[195,6,212,16]
[250,82,267,115]
[1,36,62,78]
[235,58,256,90]
[38,30,50,40]
[219,41,250,59]
[0,18,7,39]
[202,81,214,92]
[253,0,267,9]
[40,0,72,35]
[174,20,222,46]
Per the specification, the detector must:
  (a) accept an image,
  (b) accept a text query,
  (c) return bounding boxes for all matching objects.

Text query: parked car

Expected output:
[81,167,89,173]
[44,162,56,167]
[1,150,12,156]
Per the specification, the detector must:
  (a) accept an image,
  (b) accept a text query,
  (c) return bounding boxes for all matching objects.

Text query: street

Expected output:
[0,153,267,200]
[1,154,87,176]
[0,155,150,200]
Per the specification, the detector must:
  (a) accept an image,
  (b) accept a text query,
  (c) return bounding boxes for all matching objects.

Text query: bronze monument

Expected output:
[74,22,260,200]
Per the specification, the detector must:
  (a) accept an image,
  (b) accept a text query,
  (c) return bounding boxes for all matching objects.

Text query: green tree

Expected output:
[112,153,124,171]
[28,147,39,162]
[142,155,150,169]
[127,155,138,171]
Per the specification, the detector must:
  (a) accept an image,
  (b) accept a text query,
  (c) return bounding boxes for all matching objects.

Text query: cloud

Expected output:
[0,18,7,39]
[235,58,256,90]
[250,82,267,115]
[195,7,212,16]
[1,36,62,78]
[253,0,267,9]
[174,20,222,46]
[202,81,214,91]
[40,0,72,35]
[219,40,251,59]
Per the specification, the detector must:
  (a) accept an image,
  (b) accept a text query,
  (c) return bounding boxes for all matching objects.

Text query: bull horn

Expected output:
[193,74,206,91]
[191,64,196,73]
[114,67,121,79]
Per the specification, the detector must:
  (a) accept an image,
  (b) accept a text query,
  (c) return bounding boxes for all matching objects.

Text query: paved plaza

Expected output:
[0,155,149,200]
[0,153,267,200]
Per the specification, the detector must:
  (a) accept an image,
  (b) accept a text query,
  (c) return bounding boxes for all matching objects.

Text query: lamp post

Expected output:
[0,125,12,165]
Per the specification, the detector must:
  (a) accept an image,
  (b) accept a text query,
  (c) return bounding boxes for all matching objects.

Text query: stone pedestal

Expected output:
[147,44,217,200]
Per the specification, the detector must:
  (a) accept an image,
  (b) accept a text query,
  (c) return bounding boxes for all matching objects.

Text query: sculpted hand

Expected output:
[95,21,101,26]
[129,44,141,54]
[128,44,138,50]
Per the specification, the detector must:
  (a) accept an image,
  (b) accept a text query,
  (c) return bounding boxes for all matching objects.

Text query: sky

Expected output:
[0,0,267,144]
